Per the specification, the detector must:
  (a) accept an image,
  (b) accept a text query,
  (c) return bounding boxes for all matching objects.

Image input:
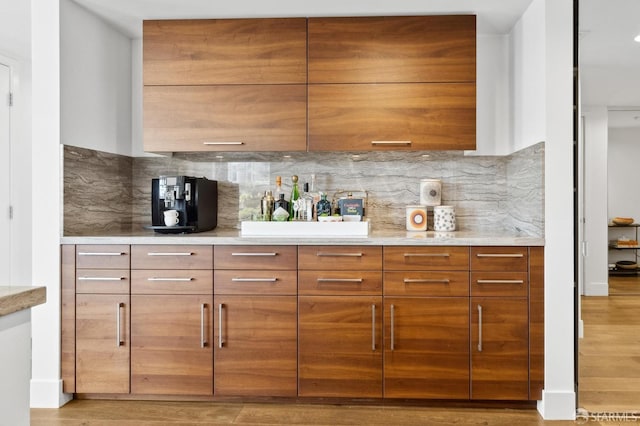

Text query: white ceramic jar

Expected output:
[406,205,427,231]
[420,179,442,206]
[433,205,456,231]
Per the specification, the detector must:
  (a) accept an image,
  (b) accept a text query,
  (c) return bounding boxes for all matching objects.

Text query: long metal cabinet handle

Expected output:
[371,140,412,145]
[404,253,450,257]
[477,305,483,352]
[316,278,363,283]
[403,278,450,284]
[203,141,244,145]
[78,277,125,281]
[231,252,277,256]
[78,252,124,256]
[200,304,207,348]
[390,304,395,351]
[231,278,278,282]
[147,277,194,282]
[371,304,376,351]
[116,302,124,347]
[476,279,524,285]
[476,253,524,258]
[218,304,224,349]
[147,252,193,256]
[316,252,363,257]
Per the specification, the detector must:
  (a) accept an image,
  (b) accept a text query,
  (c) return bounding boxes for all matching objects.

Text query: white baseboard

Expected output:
[537,390,576,420]
[584,281,608,296]
[30,379,73,408]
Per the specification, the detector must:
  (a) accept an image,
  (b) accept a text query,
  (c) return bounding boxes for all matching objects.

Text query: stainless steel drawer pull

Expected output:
[116,302,124,347]
[147,252,193,256]
[403,278,450,284]
[316,252,363,257]
[476,253,524,258]
[371,140,412,146]
[477,305,483,352]
[316,278,363,283]
[203,141,244,145]
[371,304,376,351]
[390,304,395,351]
[231,278,278,282]
[218,304,224,349]
[78,277,125,281]
[403,253,450,257]
[476,279,524,285]
[231,252,278,256]
[78,252,125,256]
[200,303,207,348]
[147,277,194,282]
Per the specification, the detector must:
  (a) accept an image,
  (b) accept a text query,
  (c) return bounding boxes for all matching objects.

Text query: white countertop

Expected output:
[61,228,544,246]
[0,286,47,317]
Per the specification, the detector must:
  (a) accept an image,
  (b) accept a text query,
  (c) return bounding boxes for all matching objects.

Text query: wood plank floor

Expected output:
[579,283,640,413]
[31,400,579,425]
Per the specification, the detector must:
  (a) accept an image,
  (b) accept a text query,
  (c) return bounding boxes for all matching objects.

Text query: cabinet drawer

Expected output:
[214,246,296,270]
[214,270,297,295]
[470,247,528,272]
[384,271,469,297]
[131,270,213,295]
[384,246,469,271]
[76,245,130,269]
[298,246,382,270]
[131,245,212,270]
[470,272,528,297]
[298,270,382,295]
[76,270,130,294]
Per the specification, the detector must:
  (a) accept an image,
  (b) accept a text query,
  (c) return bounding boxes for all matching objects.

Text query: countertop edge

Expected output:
[0,286,47,317]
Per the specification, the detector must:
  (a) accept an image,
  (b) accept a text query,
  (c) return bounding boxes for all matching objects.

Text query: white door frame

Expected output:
[0,60,11,284]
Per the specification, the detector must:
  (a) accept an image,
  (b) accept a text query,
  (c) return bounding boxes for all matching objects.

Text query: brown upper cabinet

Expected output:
[307,16,476,84]
[143,19,307,85]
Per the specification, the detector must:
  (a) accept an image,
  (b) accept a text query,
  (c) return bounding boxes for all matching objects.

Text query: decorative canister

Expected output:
[420,179,442,206]
[433,205,456,231]
[406,205,428,231]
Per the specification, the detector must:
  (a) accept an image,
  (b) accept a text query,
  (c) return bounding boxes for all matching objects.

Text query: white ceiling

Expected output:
[71,0,535,38]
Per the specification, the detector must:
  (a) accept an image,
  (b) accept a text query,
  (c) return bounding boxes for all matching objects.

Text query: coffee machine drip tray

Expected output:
[145,225,197,234]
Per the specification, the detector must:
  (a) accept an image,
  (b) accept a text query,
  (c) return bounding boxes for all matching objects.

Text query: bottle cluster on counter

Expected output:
[259,175,363,222]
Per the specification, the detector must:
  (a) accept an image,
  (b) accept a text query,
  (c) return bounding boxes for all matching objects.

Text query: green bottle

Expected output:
[289,175,300,221]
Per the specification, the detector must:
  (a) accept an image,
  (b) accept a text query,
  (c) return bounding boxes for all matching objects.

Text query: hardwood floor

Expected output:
[579,289,640,412]
[609,274,640,295]
[31,400,580,425]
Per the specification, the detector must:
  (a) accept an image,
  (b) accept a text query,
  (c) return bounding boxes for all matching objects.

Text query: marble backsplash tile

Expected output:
[63,143,544,237]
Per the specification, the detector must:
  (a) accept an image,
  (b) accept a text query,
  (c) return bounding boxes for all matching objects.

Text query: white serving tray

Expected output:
[241,220,370,237]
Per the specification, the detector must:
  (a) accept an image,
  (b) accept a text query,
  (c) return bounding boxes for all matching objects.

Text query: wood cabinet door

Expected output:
[214,296,297,396]
[298,296,383,397]
[144,84,307,152]
[471,298,529,400]
[384,297,469,399]
[144,18,307,85]
[76,294,130,394]
[308,83,475,151]
[308,16,476,84]
[131,295,213,395]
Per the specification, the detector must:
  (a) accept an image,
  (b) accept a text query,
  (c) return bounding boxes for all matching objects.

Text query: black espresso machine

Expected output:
[149,176,218,233]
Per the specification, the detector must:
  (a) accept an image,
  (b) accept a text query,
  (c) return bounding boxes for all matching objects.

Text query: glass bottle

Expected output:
[274,176,289,215]
[316,192,332,218]
[289,175,300,220]
[261,190,275,221]
[301,182,314,221]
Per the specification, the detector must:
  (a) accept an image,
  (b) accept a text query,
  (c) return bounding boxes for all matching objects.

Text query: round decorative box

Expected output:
[406,205,427,231]
[420,179,442,207]
[433,205,456,231]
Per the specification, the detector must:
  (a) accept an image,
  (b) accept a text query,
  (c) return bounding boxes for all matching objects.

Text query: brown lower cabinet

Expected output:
[298,295,383,398]
[470,297,529,400]
[76,294,130,394]
[383,298,470,399]
[131,295,213,395]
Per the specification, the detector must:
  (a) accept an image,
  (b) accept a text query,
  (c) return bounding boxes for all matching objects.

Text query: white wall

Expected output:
[60,0,132,156]
[608,127,640,221]
[510,0,546,152]
[582,107,609,296]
